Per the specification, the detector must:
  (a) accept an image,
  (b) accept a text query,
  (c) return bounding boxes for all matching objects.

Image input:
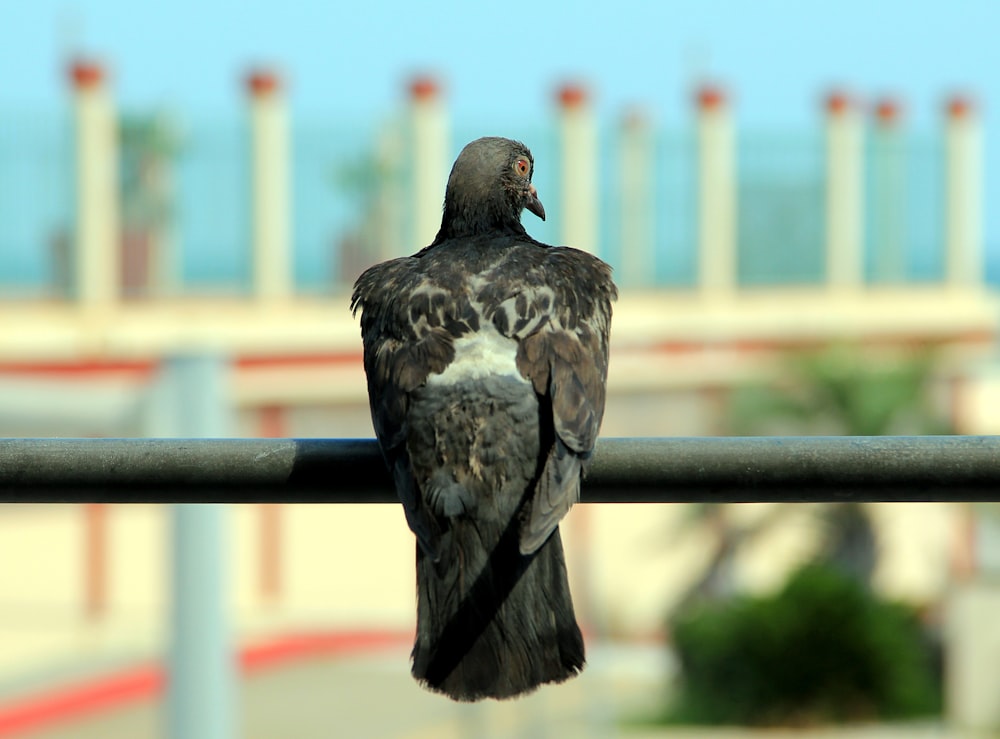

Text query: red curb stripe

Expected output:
[240,630,412,673]
[0,360,156,379]
[0,666,163,735]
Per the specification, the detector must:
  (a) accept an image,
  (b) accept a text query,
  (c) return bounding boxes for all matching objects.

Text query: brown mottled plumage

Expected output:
[351,137,616,701]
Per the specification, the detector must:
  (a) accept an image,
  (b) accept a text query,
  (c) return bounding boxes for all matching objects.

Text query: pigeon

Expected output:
[351,136,616,701]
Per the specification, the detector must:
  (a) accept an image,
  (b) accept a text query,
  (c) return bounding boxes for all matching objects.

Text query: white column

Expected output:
[410,76,449,250]
[247,69,292,301]
[870,98,905,283]
[619,109,654,286]
[558,84,599,255]
[944,96,983,288]
[824,91,865,291]
[70,60,120,310]
[696,85,736,295]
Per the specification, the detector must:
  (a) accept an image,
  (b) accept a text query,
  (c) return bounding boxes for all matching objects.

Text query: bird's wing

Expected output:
[351,258,458,558]
[483,246,616,554]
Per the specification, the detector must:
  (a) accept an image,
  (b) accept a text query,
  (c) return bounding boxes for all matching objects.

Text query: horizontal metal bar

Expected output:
[1,437,999,504]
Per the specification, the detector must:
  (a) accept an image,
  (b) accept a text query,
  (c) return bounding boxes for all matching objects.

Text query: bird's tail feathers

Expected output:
[411,518,584,701]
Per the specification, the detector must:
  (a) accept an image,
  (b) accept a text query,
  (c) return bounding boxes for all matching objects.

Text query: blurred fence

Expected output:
[737,130,826,285]
[0,111,74,298]
[0,108,959,296]
[174,116,251,290]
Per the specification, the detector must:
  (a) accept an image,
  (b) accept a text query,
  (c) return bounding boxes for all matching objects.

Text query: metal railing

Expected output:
[2,435,998,503]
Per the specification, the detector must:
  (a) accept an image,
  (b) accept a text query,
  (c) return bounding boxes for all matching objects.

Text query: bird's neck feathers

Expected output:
[432,191,528,244]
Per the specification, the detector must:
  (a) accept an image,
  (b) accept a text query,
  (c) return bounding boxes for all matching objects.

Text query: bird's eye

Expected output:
[513,159,530,177]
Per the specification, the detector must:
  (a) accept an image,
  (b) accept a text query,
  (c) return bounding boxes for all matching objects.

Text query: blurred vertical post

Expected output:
[555,81,599,621]
[824,91,864,291]
[870,98,905,282]
[248,69,292,301]
[947,579,1000,732]
[619,109,654,286]
[145,112,180,298]
[555,83,615,739]
[152,355,237,739]
[372,120,405,262]
[258,405,285,604]
[410,76,449,250]
[557,83,598,255]
[70,59,120,311]
[944,95,983,288]
[83,503,107,620]
[695,85,736,295]
[949,358,1000,732]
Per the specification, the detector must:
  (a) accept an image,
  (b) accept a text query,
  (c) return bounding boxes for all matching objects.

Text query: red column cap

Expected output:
[557,83,588,109]
[825,90,853,115]
[696,84,727,111]
[874,97,901,125]
[247,69,282,97]
[946,95,975,120]
[69,60,106,89]
[410,75,440,102]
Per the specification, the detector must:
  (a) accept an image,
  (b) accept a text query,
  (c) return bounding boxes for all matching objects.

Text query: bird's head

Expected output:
[435,137,545,242]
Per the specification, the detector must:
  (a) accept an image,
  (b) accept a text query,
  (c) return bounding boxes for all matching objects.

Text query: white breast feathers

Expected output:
[425,326,529,387]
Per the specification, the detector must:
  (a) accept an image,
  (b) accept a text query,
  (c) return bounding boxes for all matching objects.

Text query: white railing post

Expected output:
[70,59,120,311]
[695,85,736,296]
[247,69,292,302]
[557,83,599,255]
[944,95,983,288]
[409,76,449,250]
[824,91,865,291]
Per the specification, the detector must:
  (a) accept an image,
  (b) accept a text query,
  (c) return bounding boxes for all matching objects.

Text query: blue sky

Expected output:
[2,1,996,129]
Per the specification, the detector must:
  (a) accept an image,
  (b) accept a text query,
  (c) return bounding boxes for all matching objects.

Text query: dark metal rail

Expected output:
[1,436,998,504]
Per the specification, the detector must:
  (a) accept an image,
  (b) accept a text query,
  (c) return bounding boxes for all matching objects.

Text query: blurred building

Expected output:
[0,58,997,732]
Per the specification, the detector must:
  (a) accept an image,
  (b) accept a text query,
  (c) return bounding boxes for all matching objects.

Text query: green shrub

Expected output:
[665,563,941,726]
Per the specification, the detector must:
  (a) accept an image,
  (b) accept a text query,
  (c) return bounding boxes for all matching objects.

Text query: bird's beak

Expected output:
[526,184,546,221]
